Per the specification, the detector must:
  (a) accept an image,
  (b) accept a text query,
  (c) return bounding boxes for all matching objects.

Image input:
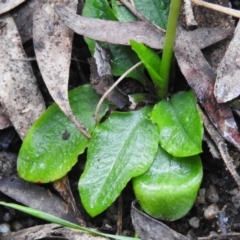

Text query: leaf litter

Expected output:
[1,0,240,239]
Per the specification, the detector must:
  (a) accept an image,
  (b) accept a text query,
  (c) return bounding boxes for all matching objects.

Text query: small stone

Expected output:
[3,212,12,222]
[204,204,220,220]
[206,185,219,203]
[199,188,206,197]
[12,221,24,231]
[0,223,10,234]
[229,188,239,196]
[189,217,200,228]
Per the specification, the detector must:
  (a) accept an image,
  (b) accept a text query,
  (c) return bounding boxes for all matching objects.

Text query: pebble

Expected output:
[204,204,220,220]
[12,221,24,231]
[3,212,12,222]
[206,185,219,203]
[229,188,239,196]
[197,188,206,204]
[0,223,10,234]
[189,217,200,228]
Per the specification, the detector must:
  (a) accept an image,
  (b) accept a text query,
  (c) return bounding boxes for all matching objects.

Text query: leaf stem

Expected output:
[159,0,182,96]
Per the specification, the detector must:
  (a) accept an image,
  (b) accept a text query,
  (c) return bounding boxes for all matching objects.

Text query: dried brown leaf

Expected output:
[0,14,45,139]
[215,22,240,103]
[0,0,26,15]
[175,27,240,150]
[54,5,233,50]
[33,2,90,138]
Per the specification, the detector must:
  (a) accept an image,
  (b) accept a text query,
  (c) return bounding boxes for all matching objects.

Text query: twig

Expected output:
[116,195,123,235]
[94,61,142,122]
[183,0,198,29]
[119,0,165,32]
[198,105,240,188]
[192,0,240,18]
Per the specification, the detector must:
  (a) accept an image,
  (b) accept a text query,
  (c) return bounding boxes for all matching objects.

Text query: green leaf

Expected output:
[0,202,139,240]
[151,91,203,157]
[133,146,202,221]
[109,44,150,85]
[79,107,158,217]
[130,40,166,97]
[82,0,149,84]
[17,85,109,183]
[111,0,137,22]
[134,0,170,29]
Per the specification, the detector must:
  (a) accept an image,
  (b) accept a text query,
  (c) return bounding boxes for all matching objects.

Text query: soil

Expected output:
[1,1,240,240]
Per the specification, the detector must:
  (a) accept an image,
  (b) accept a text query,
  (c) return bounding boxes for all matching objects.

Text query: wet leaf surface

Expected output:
[151,91,203,157]
[18,85,109,183]
[79,107,158,217]
[133,146,202,221]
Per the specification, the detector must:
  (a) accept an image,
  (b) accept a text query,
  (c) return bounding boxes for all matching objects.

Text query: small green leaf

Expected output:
[134,0,170,29]
[111,0,137,22]
[18,85,109,183]
[133,146,203,221]
[79,107,158,217]
[0,202,139,240]
[109,44,150,85]
[130,40,166,97]
[82,0,149,84]
[151,91,203,157]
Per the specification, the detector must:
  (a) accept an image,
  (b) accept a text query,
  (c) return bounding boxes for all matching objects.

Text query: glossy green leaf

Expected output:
[79,107,158,217]
[82,0,149,84]
[134,0,170,29]
[111,0,137,22]
[151,91,203,157]
[130,40,166,97]
[0,202,139,240]
[18,85,109,183]
[133,146,202,221]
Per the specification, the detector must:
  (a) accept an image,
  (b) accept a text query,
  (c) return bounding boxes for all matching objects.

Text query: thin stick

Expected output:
[119,0,165,32]
[116,195,123,235]
[183,0,198,29]
[94,61,142,122]
[198,105,240,188]
[192,0,240,18]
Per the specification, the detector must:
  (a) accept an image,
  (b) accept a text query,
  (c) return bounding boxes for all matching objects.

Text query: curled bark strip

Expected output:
[175,27,240,151]
[33,2,90,138]
[54,5,234,51]
[0,0,26,15]
[0,14,45,139]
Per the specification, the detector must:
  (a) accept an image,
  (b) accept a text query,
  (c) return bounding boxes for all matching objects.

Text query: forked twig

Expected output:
[198,105,240,188]
[192,0,240,18]
[94,61,142,122]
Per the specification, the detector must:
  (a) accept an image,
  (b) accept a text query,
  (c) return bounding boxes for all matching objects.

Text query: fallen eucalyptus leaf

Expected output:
[54,5,234,50]
[175,27,240,150]
[131,201,190,240]
[33,1,90,138]
[79,107,158,217]
[215,21,240,103]
[0,0,25,15]
[0,14,45,139]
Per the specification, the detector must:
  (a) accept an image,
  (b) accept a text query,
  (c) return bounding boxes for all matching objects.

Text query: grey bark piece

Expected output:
[54,5,234,50]
[0,14,45,139]
[215,21,240,103]
[0,0,26,15]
